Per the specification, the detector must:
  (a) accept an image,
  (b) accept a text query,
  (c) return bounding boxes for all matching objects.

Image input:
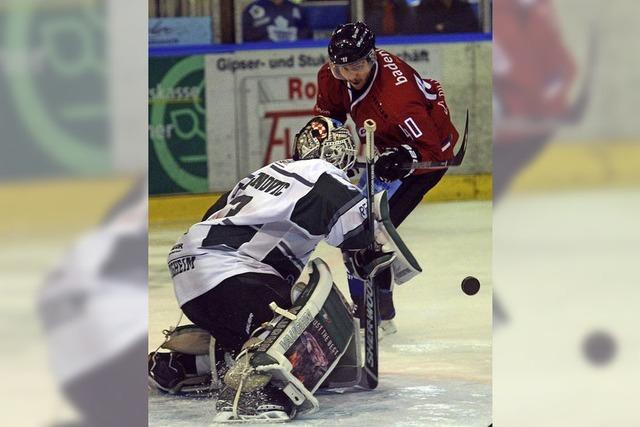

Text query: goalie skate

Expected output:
[148,351,214,396]
[214,384,296,423]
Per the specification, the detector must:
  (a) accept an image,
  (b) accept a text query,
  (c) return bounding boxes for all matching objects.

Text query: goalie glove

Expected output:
[343,248,396,281]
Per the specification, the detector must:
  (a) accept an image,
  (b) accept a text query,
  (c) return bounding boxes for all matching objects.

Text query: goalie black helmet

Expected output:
[328,22,376,65]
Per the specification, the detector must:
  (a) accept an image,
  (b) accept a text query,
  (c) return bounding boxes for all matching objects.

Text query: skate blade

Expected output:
[213,409,292,423]
[148,376,217,398]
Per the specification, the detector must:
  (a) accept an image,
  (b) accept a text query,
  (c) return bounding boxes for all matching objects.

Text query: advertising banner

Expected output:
[204,42,491,191]
[149,55,208,195]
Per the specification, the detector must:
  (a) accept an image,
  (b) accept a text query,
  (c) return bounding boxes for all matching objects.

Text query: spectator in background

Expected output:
[242,0,312,42]
[364,0,390,35]
[400,0,480,34]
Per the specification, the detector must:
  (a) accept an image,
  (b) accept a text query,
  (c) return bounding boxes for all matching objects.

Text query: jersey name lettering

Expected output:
[246,172,290,196]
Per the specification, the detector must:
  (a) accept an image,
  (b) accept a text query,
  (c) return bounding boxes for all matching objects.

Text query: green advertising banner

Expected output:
[149,55,208,195]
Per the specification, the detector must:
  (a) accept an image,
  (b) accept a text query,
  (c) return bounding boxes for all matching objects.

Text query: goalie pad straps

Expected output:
[373,191,422,284]
[160,324,222,389]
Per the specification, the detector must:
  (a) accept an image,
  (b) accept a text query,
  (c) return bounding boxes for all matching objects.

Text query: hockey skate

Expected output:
[214,383,296,422]
[148,351,216,396]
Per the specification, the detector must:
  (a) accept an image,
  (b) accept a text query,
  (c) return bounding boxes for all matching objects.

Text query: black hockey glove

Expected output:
[343,248,396,280]
[374,144,420,182]
[346,163,360,179]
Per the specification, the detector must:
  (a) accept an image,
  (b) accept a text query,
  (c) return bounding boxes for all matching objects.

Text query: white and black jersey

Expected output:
[169,159,371,306]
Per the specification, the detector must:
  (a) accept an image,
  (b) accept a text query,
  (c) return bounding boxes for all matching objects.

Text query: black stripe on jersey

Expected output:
[290,172,363,236]
[201,191,230,221]
[270,164,314,187]
[201,224,259,249]
[262,247,301,286]
[339,222,372,250]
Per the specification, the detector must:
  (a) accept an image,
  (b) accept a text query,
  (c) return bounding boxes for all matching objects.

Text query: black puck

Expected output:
[461,276,480,295]
[583,330,616,366]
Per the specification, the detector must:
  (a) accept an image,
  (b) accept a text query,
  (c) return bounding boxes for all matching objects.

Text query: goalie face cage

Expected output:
[293,117,357,171]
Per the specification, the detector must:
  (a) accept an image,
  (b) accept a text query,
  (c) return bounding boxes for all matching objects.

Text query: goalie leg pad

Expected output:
[373,191,422,284]
[215,258,357,421]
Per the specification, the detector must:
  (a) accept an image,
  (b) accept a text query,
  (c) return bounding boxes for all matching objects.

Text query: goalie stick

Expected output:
[359,118,379,390]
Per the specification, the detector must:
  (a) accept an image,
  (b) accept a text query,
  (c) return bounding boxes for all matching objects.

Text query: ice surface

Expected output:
[493,190,640,426]
[149,200,492,426]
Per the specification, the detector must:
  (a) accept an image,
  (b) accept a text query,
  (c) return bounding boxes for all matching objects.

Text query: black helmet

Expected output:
[328,22,376,65]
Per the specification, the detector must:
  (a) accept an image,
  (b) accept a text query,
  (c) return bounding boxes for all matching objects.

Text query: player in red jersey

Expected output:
[313,22,460,332]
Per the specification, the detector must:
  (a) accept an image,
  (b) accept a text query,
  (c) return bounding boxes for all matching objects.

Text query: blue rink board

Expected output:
[149,33,492,57]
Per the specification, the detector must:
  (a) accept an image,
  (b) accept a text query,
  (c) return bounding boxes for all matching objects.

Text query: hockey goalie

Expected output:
[148,116,421,421]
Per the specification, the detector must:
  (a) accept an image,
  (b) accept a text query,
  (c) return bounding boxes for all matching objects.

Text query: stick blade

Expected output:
[452,109,469,165]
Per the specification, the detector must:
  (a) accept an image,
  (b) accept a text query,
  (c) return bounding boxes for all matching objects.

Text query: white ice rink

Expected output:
[149,200,492,426]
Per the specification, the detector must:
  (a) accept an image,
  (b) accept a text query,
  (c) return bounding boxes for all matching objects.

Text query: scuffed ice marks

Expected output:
[149,377,490,426]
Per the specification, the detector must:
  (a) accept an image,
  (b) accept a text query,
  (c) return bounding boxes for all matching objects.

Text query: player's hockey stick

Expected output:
[353,109,469,172]
[359,118,379,390]
[399,109,469,170]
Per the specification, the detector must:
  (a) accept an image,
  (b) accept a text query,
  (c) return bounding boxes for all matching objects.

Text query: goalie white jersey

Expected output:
[169,159,370,306]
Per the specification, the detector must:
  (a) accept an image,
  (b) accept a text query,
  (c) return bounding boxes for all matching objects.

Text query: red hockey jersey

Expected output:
[313,49,459,174]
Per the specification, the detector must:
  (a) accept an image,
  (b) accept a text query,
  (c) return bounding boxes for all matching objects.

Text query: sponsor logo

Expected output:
[279,311,314,352]
[168,255,196,278]
[148,84,200,104]
[378,50,407,86]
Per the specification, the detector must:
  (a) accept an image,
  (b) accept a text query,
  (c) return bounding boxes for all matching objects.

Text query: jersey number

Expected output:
[414,75,437,101]
[403,117,423,138]
[227,195,253,217]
